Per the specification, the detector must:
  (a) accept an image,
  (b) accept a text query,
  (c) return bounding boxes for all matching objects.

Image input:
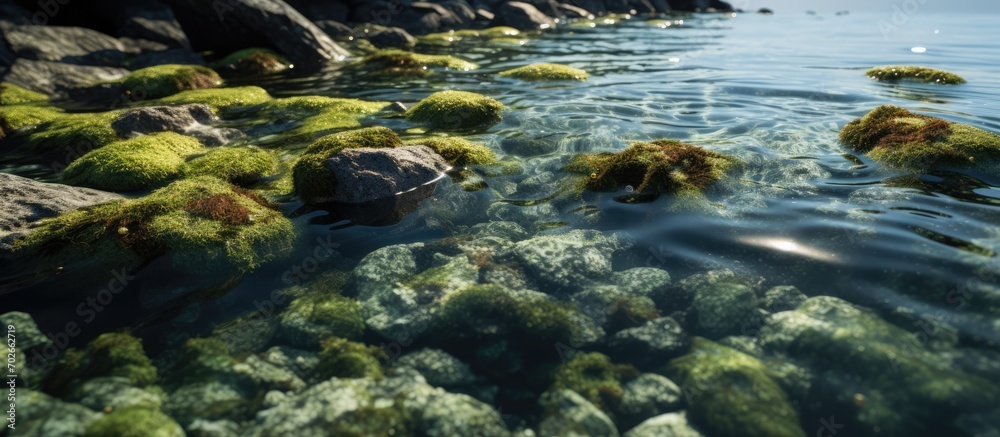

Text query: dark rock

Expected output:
[111,105,245,146]
[2,24,129,66]
[1,58,128,97]
[491,2,556,31]
[131,48,206,69]
[432,0,477,25]
[558,3,593,18]
[607,317,690,368]
[517,0,564,18]
[665,0,709,11]
[0,173,121,252]
[285,0,351,22]
[0,1,32,24]
[320,145,450,203]
[758,8,774,14]
[394,2,468,35]
[118,0,191,49]
[708,0,734,11]
[313,20,353,38]
[368,27,416,48]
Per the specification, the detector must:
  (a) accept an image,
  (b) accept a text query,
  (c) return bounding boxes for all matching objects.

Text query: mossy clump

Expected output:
[551,352,640,418]
[157,86,272,113]
[0,83,48,105]
[293,126,403,203]
[405,136,498,167]
[211,48,290,75]
[315,336,387,380]
[404,91,504,130]
[605,295,661,333]
[419,27,522,46]
[164,337,238,388]
[183,146,278,185]
[565,139,736,196]
[839,105,1000,171]
[668,338,805,437]
[499,63,589,81]
[15,176,296,274]
[121,64,222,100]
[18,110,121,153]
[0,104,63,135]
[358,49,478,76]
[865,66,965,84]
[247,96,389,140]
[61,132,204,191]
[84,405,184,437]
[279,294,364,347]
[45,332,158,396]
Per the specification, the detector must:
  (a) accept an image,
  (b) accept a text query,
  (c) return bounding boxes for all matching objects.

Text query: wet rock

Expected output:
[132,48,206,69]
[470,221,530,241]
[278,293,363,348]
[612,268,672,298]
[118,1,191,49]
[2,24,129,66]
[110,104,245,146]
[618,374,684,430]
[67,376,164,411]
[259,346,320,382]
[539,389,619,437]
[1,58,128,97]
[0,311,48,350]
[393,2,470,35]
[166,381,251,426]
[233,355,306,392]
[368,27,416,48]
[317,145,449,203]
[512,230,615,290]
[607,317,690,368]
[486,202,560,229]
[655,269,763,314]
[761,285,807,312]
[396,348,477,388]
[0,173,120,253]
[188,419,241,437]
[691,281,759,339]
[13,389,99,437]
[492,2,556,30]
[624,411,705,437]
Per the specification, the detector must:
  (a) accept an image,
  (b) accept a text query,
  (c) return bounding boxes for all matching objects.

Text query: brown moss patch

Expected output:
[184,194,251,226]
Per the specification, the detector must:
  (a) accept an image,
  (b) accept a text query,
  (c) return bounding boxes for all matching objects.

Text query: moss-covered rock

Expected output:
[357,49,478,76]
[293,126,403,203]
[15,176,295,274]
[0,104,63,135]
[61,132,204,191]
[405,91,503,130]
[499,63,589,81]
[865,65,965,84]
[551,352,640,420]
[211,48,290,75]
[246,95,389,141]
[840,105,1000,171]
[669,338,805,437]
[0,83,48,105]
[605,295,661,333]
[45,332,158,396]
[280,294,364,348]
[84,405,184,437]
[565,139,735,197]
[315,336,387,379]
[404,136,498,167]
[418,27,523,46]
[121,64,222,100]
[157,86,272,113]
[18,110,122,153]
[182,146,279,185]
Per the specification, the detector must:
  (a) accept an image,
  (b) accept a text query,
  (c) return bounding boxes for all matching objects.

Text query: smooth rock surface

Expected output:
[323,145,450,204]
[111,105,244,146]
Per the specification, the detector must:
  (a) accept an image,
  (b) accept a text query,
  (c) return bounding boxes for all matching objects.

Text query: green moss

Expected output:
[357,49,478,76]
[0,104,63,134]
[20,110,121,153]
[840,105,1000,171]
[420,27,521,44]
[280,294,364,344]
[244,95,389,141]
[121,64,222,100]
[551,352,639,418]
[84,405,183,437]
[404,91,503,131]
[404,136,498,166]
[164,337,236,388]
[211,48,290,75]
[62,132,204,191]
[45,332,157,396]
[0,83,48,105]
[565,139,736,196]
[183,146,278,185]
[669,338,805,437]
[327,401,414,437]
[866,65,965,84]
[316,336,387,379]
[499,63,589,81]
[605,295,660,333]
[157,86,272,113]
[293,127,403,203]
[15,176,295,274]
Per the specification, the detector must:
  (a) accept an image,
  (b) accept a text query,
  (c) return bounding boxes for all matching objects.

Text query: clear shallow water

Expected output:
[4,10,1000,435]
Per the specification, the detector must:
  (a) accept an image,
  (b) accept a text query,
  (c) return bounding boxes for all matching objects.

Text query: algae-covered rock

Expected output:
[212,48,290,75]
[61,132,204,191]
[0,82,48,105]
[279,294,364,348]
[865,65,965,84]
[419,27,523,46]
[315,336,387,380]
[405,90,504,130]
[15,176,295,274]
[16,110,121,153]
[83,405,184,437]
[511,230,615,290]
[499,63,589,81]
[242,95,387,140]
[357,49,478,76]
[691,281,759,339]
[618,373,684,430]
[539,389,620,437]
[157,86,272,113]
[12,389,100,437]
[565,139,735,197]
[608,317,690,368]
[45,332,158,396]
[120,64,222,99]
[624,412,705,437]
[111,104,244,146]
[551,352,640,419]
[67,376,164,412]
[405,136,499,167]
[0,104,63,135]
[759,296,1000,436]
[668,338,805,437]
[839,105,1000,171]
[183,146,279,185]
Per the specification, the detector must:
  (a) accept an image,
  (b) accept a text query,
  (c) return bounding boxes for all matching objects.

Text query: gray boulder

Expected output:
[618,374,684,429]
[624,412,705,437]
[692,281,759,339]
[368,27,416,48]
[539,389,618,437]
[396,348,477,388]
[1,59,128,97]
[0,173,120,253]
[111,104,244,146]
[491,2,556,31]
[10,389,99,437]
[118,1,192,49]
[2,25,129,66]
[607,317,689,367]
[612,268,672,298]
[320,145,450,204]
[511,230,615,290]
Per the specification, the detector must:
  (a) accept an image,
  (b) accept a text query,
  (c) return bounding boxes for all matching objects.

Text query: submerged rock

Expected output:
[499,63,589,81]
[624,411,706,437]
[539,389,619,437]
[607,317,690,368]
[550,352,640,421]
[840,105,1000,171]
[511,230,615,290]
[865,65,965,84]
[13,389,100,437]
[618,374,684,430]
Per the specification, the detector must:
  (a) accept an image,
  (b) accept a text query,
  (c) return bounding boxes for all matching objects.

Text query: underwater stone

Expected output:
[623,412,706,437]
[13,389,100,437]
[84,405,184,437]
[67,376,164,412]
[840,105,1000,171]
[612,268,672,298]
[618,374,684,430]
[470,221,531,241]
[761,285,807,312]
[165,381,251,426]
[607,317,690,368]
[512,230,614,290]
[278,293,364,348]
[187,419,241,437]
[692,281,759,339]
[396,348,477,388]
[232,355,306,393]
[865,65,965,84]
[539,389,619,437]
